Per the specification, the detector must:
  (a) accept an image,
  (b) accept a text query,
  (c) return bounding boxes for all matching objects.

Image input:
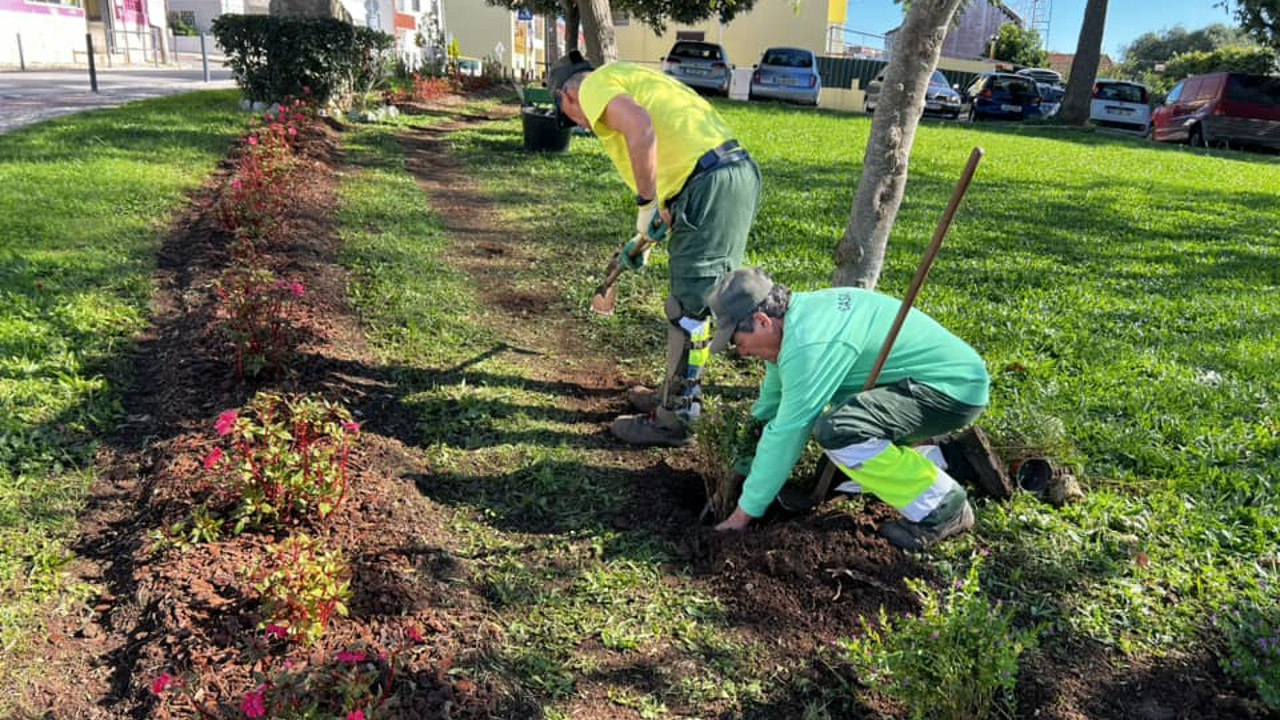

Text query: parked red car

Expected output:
[1151,72,1280,150]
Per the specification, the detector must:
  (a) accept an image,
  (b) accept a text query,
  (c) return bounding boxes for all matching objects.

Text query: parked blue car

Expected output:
[963,72,1043,121]
[749,47,821,106]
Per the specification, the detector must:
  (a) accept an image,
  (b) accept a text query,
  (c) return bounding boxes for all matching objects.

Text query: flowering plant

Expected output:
[204,391,360,532]
[248,532,351,645]
[1216,590,1280,708]
[213,266,304,379]
[840,559,1038,720]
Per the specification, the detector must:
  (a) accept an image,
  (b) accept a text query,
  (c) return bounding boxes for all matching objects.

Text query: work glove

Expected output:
[635,201,668,240]
[618,234,650,272]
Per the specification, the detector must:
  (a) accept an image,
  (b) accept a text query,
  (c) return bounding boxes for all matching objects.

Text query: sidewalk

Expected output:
[0,65,237,134]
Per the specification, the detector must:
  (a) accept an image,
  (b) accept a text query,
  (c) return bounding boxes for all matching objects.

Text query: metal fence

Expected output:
[816,55,982,92]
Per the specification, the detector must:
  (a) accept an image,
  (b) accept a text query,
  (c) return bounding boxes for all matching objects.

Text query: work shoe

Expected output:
[880,499,975,551]
[939,427,1014,500]
[610,412,693,448]
[626,385,662,413]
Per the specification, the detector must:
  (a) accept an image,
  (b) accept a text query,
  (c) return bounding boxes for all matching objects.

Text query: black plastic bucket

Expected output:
[521,108,571,152]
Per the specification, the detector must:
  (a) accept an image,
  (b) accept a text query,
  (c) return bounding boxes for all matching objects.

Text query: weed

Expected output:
[1215,590,1280,708]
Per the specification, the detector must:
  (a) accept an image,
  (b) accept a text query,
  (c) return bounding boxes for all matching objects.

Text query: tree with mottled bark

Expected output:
[832,0,968,288]
[1056,0,1109,125]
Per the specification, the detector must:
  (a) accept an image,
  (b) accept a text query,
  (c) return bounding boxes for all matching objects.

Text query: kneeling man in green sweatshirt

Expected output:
[708,268,990,550]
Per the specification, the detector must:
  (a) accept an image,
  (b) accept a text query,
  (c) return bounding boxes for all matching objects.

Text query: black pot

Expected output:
[521,108,571,152]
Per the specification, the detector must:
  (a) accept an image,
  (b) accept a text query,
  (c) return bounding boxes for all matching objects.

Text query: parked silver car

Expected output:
[864,69,961,119]
[749,47,821,106]
[661,41,732,96]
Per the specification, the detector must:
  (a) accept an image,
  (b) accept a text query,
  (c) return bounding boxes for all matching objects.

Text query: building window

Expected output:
[612,10,629,26]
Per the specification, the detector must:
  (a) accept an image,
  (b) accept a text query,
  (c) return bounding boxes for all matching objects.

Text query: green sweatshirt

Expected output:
[739,288,989,517]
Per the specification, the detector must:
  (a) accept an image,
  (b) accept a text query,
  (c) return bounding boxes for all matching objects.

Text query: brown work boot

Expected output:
[626,385,662,413]
[610,411,693,448]
[879,488,975,551]
[940,427,1014,500]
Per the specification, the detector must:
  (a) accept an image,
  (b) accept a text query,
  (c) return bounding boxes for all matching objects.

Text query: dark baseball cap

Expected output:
[547,49,594,94]
[708,268,775,354]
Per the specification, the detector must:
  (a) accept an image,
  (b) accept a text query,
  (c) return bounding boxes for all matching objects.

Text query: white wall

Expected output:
[0,11,88,67]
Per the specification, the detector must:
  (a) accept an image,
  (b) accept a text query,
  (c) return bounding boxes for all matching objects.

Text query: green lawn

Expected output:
[348,102,1280,712]
[0,91,245,655]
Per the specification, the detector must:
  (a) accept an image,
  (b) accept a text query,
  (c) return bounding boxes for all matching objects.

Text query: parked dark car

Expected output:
[864,69,962,119]
[661,41,732,96]
[963,73,1043,121]
[1151,72,1280,150]
[749,47,821,106]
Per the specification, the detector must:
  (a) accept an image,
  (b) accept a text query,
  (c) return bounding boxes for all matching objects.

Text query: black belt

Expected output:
[670,140,750,206]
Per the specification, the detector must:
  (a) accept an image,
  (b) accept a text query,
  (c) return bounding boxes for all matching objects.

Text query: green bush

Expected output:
[1216,591,1280,708]
[211,15,393,105]
[841,561,1038,720]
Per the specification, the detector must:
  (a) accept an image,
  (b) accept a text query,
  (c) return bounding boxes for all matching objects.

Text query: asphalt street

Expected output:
[0,65,237,134]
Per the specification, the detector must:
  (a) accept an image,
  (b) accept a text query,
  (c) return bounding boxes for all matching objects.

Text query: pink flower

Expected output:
[232,179,242,190]
[247,136,259,146]
[407,626,425,643]
[241,689,266,718]
[265,623,289,639]
[336,650,367,664]
[347,712,366,720]
[342,421,360,434]
[289,282,304,298]
[264,114,274,122]
[215,410,238,436]
[203,447,224,470]
[287,127,297,137]
[151,672,174,695]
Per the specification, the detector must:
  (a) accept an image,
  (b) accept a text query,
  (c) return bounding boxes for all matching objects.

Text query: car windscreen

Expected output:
[930,70,949,87]
[1226,74,1280,107]
[1096,83,1145,103]
[671,43,722,61]
[762,49,813,68]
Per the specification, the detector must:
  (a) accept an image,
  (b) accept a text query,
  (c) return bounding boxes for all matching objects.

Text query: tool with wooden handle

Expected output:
[589,212,669,316]
[776,146,986,513]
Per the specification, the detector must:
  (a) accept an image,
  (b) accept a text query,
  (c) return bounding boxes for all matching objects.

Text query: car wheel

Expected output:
[1189,125,1206,148]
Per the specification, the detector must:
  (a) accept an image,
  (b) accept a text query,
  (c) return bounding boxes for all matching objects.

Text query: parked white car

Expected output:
[1090,79,1152,134]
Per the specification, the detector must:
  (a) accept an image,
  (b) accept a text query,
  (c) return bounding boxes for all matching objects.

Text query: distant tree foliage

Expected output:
[986,22,1048,67]
[484,0,759,35]
[1120,23,1255,76]
[1232,0,1280,51]
[1163,45,1278,80]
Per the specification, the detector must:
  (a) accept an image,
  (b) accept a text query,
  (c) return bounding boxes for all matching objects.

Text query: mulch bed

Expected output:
[16,97,1273,720]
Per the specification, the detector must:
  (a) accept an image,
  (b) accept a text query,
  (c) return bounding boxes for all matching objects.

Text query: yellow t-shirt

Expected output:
[577,62,735,204]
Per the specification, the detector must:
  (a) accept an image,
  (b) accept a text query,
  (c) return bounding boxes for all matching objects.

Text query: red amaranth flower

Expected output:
[342,421,360,434]
[347,711,366,720]
[203,447,224,470]
[151,672,174,695]
[241,689,266,718]
[216,410,238,436]
[265,623,289,639]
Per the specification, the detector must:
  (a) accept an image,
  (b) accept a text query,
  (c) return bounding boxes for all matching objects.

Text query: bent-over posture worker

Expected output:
[546,50,762,448]
[708,268,990,550]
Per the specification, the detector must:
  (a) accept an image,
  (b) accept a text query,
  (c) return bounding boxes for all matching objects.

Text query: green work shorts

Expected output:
[813,378,985,449]
[666,156,762,318]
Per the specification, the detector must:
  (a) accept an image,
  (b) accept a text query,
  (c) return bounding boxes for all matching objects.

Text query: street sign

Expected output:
[517,8,532,21]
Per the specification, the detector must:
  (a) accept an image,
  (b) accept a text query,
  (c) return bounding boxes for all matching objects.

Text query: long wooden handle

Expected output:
[808,146,984,507]
[860,146,984,392]
[599,234,655,290]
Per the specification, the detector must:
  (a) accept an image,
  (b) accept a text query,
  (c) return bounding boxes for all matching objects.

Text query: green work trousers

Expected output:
[813,378,985,450]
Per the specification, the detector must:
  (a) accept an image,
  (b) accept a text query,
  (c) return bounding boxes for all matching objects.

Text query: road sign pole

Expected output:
[16,34,25,71]
[199,33,210,82]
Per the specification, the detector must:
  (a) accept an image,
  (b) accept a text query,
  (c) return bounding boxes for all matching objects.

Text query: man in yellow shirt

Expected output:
[548,50,762,447]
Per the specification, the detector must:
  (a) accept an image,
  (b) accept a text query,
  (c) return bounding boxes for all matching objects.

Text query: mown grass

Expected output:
[438,101,1280,668]
[0,92,246,662]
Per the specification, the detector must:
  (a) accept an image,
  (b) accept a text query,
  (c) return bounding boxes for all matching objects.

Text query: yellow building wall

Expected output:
[443,0,550,72]
[614,0,839,70]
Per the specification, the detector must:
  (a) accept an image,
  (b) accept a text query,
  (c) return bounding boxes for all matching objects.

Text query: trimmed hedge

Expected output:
[212,16,393,104]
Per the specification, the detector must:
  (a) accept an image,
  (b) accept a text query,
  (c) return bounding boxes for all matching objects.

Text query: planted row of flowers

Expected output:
[151,100,424,719]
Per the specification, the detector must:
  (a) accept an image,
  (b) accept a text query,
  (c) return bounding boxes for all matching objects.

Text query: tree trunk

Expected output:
[832,0,966,289]
[577,0,617,64]
[564,0,580,53]
[1056,0,1109,125]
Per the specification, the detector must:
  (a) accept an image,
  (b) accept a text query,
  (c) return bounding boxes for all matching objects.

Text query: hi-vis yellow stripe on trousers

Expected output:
[826,440,957,522]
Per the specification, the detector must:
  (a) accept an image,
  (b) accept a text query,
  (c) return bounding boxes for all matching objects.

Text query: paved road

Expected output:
[0,66,237,134]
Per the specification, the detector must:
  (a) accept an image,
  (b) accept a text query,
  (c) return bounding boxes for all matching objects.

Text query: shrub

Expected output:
[204,391,361,532]
[1216,591,1280,708]
[212,15,393,105]
[692,397,762,522]
[841,561,1038,720]
[213,266,304,379]
[247,533,351,645]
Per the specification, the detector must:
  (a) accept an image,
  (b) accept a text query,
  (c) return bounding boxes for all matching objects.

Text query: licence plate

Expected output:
[777,77,796,86]
[685,68,708,77]
[925,102,940,110]
[1001,104,1021,113]
[1107,106,1133,116]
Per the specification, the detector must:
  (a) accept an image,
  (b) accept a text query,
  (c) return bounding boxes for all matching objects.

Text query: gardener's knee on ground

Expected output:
[813,411,875,450]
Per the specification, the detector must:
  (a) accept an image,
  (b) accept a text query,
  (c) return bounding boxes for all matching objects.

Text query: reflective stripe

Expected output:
[826,442,944,518]
[682,318,710,376]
